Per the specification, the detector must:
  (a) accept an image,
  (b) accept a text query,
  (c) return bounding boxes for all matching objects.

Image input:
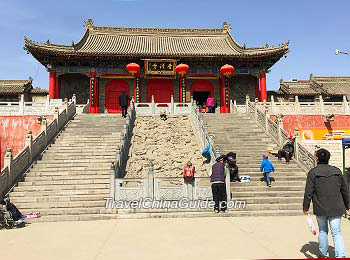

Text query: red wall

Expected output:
[270,115,350,132]
[0,116,53,170]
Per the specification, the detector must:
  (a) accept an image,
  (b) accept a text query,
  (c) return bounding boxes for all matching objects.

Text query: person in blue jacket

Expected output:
[260,154,275,187]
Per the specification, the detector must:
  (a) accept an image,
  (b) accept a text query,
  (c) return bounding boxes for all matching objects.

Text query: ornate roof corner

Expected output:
[84,18,94,30]
[310,73,313,79]
[280,78,283,83]
[264,43,269,48]
[28,76,33,82]
[243,43,246,49]
[222,21,231,33]
[46,40,50,45]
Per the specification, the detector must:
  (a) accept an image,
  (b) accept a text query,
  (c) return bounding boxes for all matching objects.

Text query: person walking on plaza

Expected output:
[303,148,350,258]
[260,154,275,187]
[277,140,294,163]
[118,91,131,118]
[206,95,215,113]
[210,155,227,213]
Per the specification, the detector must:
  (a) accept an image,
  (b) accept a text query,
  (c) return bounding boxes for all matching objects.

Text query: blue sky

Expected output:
[0,0,349,90]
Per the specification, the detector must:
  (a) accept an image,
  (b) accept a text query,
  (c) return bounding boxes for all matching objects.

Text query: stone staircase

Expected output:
[203,113,308,217]
[8,114,125,222]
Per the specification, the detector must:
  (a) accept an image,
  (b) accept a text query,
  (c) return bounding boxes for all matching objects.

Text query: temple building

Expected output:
[0,78,48,102]
[276,75,350,102]
[24,19,289,113]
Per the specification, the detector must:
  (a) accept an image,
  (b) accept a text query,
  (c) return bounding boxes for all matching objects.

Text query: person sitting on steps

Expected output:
[278,140,294,163]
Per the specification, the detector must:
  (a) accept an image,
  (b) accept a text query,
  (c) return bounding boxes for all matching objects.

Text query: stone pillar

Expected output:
[110,163,116,199]
[295,95,300,114]
[25,131,33,162]
[265,107,269,135]
[19,94,24,115]
[276,114,284,145]
[151,95,155,114]
[260,73,267,102]
[225,167,231,201]
[4,149,13,189]
[49,71,56,99]
[294,130,300,161]
[170,95,174,114]
[319,95,325,114]
[148,161,154,198]
[41,117,47,145]
[255,76,260,101]
[45,95,50,114]
[254,99,258,123]
[72,94,77,105]
[64,98,69,122]
[245,95,250,114]
[343,95,349,114]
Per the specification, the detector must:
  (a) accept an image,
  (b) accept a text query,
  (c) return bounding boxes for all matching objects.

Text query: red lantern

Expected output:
[126,63,140,75]
[220,64,235,77]
[175,64,189,77]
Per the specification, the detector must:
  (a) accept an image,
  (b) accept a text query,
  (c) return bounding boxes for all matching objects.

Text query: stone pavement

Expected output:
[1,216,349,259]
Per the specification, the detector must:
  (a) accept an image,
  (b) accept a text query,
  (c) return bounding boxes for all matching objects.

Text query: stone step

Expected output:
[35,159,113,164]
[10,189,109,197]
[18,179,109,186]
[13,183,109,191]
[10,194,107,203]
[236,176,306,181]
[33,162,111,168]
[231,180,305,187]
[232,191,305,197]
[24,174,110,181]
[26,170,110,175]
[14,200,106,210]
[232,185,305,192]
[15,207,114,216]
[235,197,303,204]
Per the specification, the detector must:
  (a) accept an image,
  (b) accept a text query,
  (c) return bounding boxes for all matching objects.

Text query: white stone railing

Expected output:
[0,95,77,198]
[113,161,212,202]
[135,95,191,115]
[0,94,64,116]
[109,101,136,198]
[234,95,350,115]
[246,97,316,172]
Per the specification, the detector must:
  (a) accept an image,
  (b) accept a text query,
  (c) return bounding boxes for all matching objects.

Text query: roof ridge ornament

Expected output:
[84,18,94,30]
[222,22,231,33]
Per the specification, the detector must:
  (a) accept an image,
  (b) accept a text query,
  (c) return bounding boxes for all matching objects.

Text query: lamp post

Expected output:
[126,63,141,102]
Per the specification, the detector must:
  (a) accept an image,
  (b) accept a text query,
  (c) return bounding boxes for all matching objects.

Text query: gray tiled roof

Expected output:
[24,21,289,59]
[0,79,32,95]
[278,76,350,96]
[29,87,48,94]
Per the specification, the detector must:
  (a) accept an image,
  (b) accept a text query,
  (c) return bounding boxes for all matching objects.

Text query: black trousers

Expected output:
[211,183,227,211]
[121,106,127,117]
[278,150,291,162]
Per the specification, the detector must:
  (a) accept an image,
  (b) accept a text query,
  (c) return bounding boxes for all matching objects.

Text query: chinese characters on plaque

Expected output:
[145,60,176,75]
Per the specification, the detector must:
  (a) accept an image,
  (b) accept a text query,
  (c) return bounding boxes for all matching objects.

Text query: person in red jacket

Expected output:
[184,161,195,182]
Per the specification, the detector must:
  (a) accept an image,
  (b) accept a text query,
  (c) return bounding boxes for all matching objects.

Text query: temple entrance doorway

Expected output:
[147,78,174,103]
[190,80,214,107]
[105,79,130,113]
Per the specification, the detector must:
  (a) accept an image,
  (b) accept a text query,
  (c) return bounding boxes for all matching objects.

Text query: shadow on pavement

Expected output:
[300,241,335,258]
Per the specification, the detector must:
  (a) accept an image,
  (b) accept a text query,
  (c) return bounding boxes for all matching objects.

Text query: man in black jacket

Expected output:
[118,91,131,118]
[277,140,294,163]
[303,148,350,258]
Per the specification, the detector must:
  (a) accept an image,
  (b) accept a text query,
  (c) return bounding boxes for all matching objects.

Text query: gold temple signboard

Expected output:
[144,59,176,75]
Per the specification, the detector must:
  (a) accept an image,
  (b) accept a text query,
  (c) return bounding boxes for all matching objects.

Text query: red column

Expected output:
[49,72,56,99]
[55,75,60,99]
[95,77,99,113]
[225,77,230,113]
[179,76,183,103]
[89,72,96,113]
[220,77,225,113]
[260,73,267,102]
[255,76,260,101]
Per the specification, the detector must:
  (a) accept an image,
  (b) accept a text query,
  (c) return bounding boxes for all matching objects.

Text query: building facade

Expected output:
[276,74,350,102]
[24,19,289,113]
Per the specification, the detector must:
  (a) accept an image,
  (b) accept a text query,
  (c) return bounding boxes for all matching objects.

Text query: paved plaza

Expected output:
[1,216,349,259]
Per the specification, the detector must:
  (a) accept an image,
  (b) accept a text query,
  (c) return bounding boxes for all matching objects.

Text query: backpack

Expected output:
[201,145,211,159]
[184,166,195,181]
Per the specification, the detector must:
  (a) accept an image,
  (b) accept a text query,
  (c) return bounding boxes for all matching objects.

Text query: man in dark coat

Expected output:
[118,91,131,118]
[303,148,350,258]
[210,156,227,213]
[278,140,294,163]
